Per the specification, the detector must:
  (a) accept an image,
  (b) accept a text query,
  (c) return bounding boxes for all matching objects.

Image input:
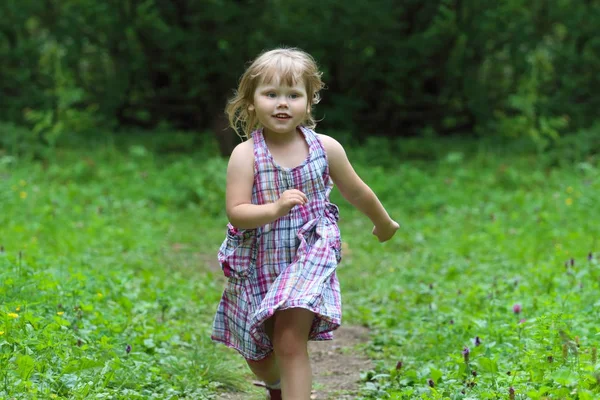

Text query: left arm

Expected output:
[320,134,399,242]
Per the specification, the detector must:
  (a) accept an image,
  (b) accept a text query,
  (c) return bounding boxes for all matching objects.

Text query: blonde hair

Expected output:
[226,48,325,140]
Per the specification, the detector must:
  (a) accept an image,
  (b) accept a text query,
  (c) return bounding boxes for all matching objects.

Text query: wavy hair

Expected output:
[226,48,325,140]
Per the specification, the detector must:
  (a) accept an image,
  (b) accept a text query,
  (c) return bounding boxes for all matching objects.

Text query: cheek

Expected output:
[252,92,263,105]
[298,99,309,110]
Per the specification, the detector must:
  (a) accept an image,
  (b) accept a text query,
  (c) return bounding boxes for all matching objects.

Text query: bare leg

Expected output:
[246,317,280,386]
[272,308,314,400]
[246,353,279,386]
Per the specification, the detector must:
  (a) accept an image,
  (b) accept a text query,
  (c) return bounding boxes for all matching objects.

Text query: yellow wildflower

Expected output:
[565,198,573,206]
[7,313,19,319]
[97,292,103,298]
[16,306,20,311]
[20,191,27,199]
[57,311,64,316]
[50,395,58,399]
[0,331,4,335]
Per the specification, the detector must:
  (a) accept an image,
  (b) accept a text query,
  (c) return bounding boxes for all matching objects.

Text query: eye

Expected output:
[289,93,300,99]
[264,92,276,98]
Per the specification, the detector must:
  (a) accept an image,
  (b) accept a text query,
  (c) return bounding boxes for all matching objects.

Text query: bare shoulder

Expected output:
[229,138,254,163]
[317,133,338,147]
[317,133,363,196]
[226,139,255,182]
[226,138,255,213]
[230,138,254,157]
[317,133,346,160]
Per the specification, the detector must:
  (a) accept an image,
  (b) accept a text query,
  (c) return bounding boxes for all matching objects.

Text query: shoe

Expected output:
[266,388,282,400]
[253,381,282,400]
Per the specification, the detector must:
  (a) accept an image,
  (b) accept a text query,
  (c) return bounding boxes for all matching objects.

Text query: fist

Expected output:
[275,189,308,217]
[372,220,400,243]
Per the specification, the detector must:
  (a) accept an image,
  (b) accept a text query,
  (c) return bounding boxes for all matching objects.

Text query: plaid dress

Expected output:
[211,126,342,361]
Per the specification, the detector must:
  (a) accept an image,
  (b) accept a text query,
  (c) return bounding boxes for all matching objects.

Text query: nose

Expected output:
[276,96,289,108]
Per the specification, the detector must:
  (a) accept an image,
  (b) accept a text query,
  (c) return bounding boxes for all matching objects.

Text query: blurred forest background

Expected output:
[2,2,600,398]
[1,0,599,157]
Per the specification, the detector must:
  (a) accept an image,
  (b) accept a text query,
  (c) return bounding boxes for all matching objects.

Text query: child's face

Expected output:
[251,77,309,136]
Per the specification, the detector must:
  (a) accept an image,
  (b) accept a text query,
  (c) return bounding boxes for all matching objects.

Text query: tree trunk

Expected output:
[211,112,239,157]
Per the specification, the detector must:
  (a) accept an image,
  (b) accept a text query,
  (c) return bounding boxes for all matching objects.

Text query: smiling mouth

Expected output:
[273,114,291,119]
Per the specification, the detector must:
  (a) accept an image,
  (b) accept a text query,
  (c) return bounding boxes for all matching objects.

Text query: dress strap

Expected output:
[298,126,316,151]
[251,128,268,177]
[300,126,328,158]
[251,128,267,154]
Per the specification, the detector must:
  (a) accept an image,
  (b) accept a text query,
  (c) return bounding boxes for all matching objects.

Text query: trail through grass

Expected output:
[1,133,599,399]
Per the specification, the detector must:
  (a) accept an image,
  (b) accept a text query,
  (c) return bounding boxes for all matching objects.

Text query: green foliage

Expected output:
[1,0,600,146]
[0,122,39,160]
[334,131,600,399]
[144,156,227,215]
[0,136,238,398]
[1,128,600,398]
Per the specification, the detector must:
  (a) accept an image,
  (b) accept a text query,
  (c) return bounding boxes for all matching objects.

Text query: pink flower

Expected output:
[462,346,470,363]
[512,304,522,314]
[519,318,526,324]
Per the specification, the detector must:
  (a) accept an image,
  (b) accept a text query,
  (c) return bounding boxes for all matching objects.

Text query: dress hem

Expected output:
[211,320,338,362]
[251,302,341,349]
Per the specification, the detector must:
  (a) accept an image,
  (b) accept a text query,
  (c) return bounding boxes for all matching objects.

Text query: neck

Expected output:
[262,126,302,145]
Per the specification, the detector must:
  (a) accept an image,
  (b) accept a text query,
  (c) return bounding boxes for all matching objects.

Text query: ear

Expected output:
[248,104,255,112]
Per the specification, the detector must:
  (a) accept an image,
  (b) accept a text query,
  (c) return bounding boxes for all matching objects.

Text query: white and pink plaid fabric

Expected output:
[211,126,343,361]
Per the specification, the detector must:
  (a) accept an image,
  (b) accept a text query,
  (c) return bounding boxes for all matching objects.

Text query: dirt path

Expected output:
[218,325,372,400]
[308,325,372,399]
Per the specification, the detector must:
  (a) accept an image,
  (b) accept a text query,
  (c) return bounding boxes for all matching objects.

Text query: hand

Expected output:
[275,189,308,217]
[372,219,399,242]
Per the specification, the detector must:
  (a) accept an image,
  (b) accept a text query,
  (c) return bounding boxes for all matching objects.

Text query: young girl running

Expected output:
[211,48,399,400]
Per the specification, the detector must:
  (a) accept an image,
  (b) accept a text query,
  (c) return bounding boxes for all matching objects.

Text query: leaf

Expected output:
[63,357,105,373]
[430,367,443,383]
[16,354,35,379]
[578,390,595,400]
[551,368,579,386]
[371,373,391,381]
[477,357,498,375]
[60,373,79,389]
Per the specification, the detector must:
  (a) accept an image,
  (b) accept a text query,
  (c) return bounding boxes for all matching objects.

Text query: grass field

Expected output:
[1,132,599,399]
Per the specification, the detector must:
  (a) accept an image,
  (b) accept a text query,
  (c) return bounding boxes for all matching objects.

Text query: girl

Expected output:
[211,48,399,400]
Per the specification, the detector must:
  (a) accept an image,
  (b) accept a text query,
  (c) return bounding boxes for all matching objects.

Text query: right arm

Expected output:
[226,140,307,229]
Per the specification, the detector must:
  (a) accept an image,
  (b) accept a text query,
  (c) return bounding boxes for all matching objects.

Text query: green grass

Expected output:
[1,131,599,399]
[0,139,241,398]
[339,137,600,399]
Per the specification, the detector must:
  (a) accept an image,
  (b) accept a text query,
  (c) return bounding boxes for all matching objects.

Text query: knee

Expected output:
[246,356,272,373]
[247,358,265,368]
[273,329,308,359]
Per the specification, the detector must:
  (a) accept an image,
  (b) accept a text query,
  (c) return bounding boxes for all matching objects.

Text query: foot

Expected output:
[267,388,282,400]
